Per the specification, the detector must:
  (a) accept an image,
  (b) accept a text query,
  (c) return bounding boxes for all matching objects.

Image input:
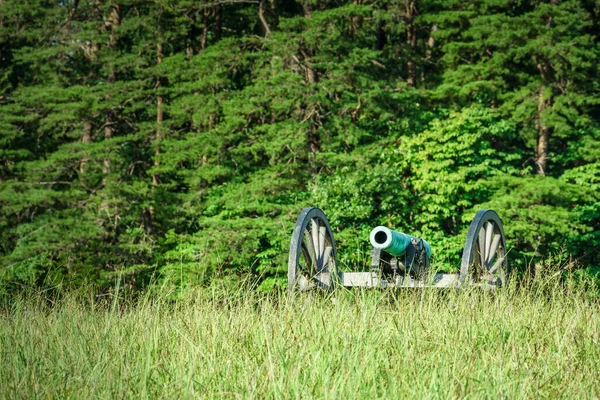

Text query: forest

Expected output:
[0,0,599,293]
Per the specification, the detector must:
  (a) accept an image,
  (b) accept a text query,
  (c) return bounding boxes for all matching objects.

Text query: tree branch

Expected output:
[198,0,259,10]
[258,0,271,37]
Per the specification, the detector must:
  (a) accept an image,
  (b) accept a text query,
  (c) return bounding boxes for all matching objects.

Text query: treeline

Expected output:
[0,0,598,293]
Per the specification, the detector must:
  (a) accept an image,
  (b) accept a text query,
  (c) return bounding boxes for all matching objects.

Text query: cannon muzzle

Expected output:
[369,226,432,257]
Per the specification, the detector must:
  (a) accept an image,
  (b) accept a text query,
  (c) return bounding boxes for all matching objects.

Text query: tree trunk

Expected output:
[536,124,550,176]
[258,0,271,37]
[186,10,200,58]
[307,126,320,154]
[300,2,317,84]
[535,86,552,176]
[79,120,93,175]
[422,24,436,83]
[303,50,317,84]
[375,3,388,51]
[103,110,114,179]
[68,0,80,19]
[153,42,164,188]
[425,24,436,61]
[269,0,278,29]
[214,4,222,42]
[532,0,557,176]
[351,0,363,34]
[79,2,100,177]
[405,0,417,87]
[103,2,120,182]
[200,9,208,51]
[106,3,120,47]
[147,40,164,231]
[375,20,386,50]
[300,2,319,157]
[301,1,312,17]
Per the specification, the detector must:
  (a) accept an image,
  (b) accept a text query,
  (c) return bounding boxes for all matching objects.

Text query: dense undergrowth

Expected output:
[1,274,598,398]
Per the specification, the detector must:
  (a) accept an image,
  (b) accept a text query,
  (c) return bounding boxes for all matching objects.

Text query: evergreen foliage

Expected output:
[0,0,598,292]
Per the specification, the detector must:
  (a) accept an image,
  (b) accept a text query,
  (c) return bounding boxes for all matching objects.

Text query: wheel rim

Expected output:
[460,209,507,285]
[288,208,337,292]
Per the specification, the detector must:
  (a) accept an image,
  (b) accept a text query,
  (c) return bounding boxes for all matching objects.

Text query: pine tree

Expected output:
[1,0,598,292]
[434,0,599,176]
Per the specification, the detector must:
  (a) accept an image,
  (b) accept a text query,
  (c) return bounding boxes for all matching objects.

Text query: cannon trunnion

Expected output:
[288,207,507,291]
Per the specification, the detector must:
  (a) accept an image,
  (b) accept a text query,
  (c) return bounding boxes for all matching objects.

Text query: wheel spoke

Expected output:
[477,228,486,268]
[489,255,505,274]
[322,246,332,271]
[311,219,320,266]
[484,222,493,262]
[486,234,501,267]
[302,232,316,272]
[297,262,309,276]
[298,260,319,281]
[318,226,326,264]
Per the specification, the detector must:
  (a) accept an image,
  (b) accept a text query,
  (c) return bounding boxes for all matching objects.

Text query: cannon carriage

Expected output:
[288,207,507,291]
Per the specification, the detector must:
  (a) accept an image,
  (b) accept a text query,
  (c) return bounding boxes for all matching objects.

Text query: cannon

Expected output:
[288,208,507,291]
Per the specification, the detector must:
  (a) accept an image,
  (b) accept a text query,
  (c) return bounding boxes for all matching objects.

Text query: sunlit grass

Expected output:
[1,276,599,398]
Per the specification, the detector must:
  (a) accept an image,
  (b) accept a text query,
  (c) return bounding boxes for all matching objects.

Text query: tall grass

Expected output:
[1,277,599,399]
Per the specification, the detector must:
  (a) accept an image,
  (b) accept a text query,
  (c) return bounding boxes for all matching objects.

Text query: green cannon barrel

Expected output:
[369,226,432,257]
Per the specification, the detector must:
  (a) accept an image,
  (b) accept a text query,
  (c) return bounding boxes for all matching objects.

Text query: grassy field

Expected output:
[1,278,599,399]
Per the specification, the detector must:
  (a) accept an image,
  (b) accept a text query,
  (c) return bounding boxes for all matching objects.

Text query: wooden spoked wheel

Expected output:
[288,207,338,292]
[460,209,508,286]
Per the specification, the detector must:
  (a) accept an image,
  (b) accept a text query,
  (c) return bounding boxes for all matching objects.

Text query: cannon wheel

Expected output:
[460,209,508,286]
[288,207,338,292]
